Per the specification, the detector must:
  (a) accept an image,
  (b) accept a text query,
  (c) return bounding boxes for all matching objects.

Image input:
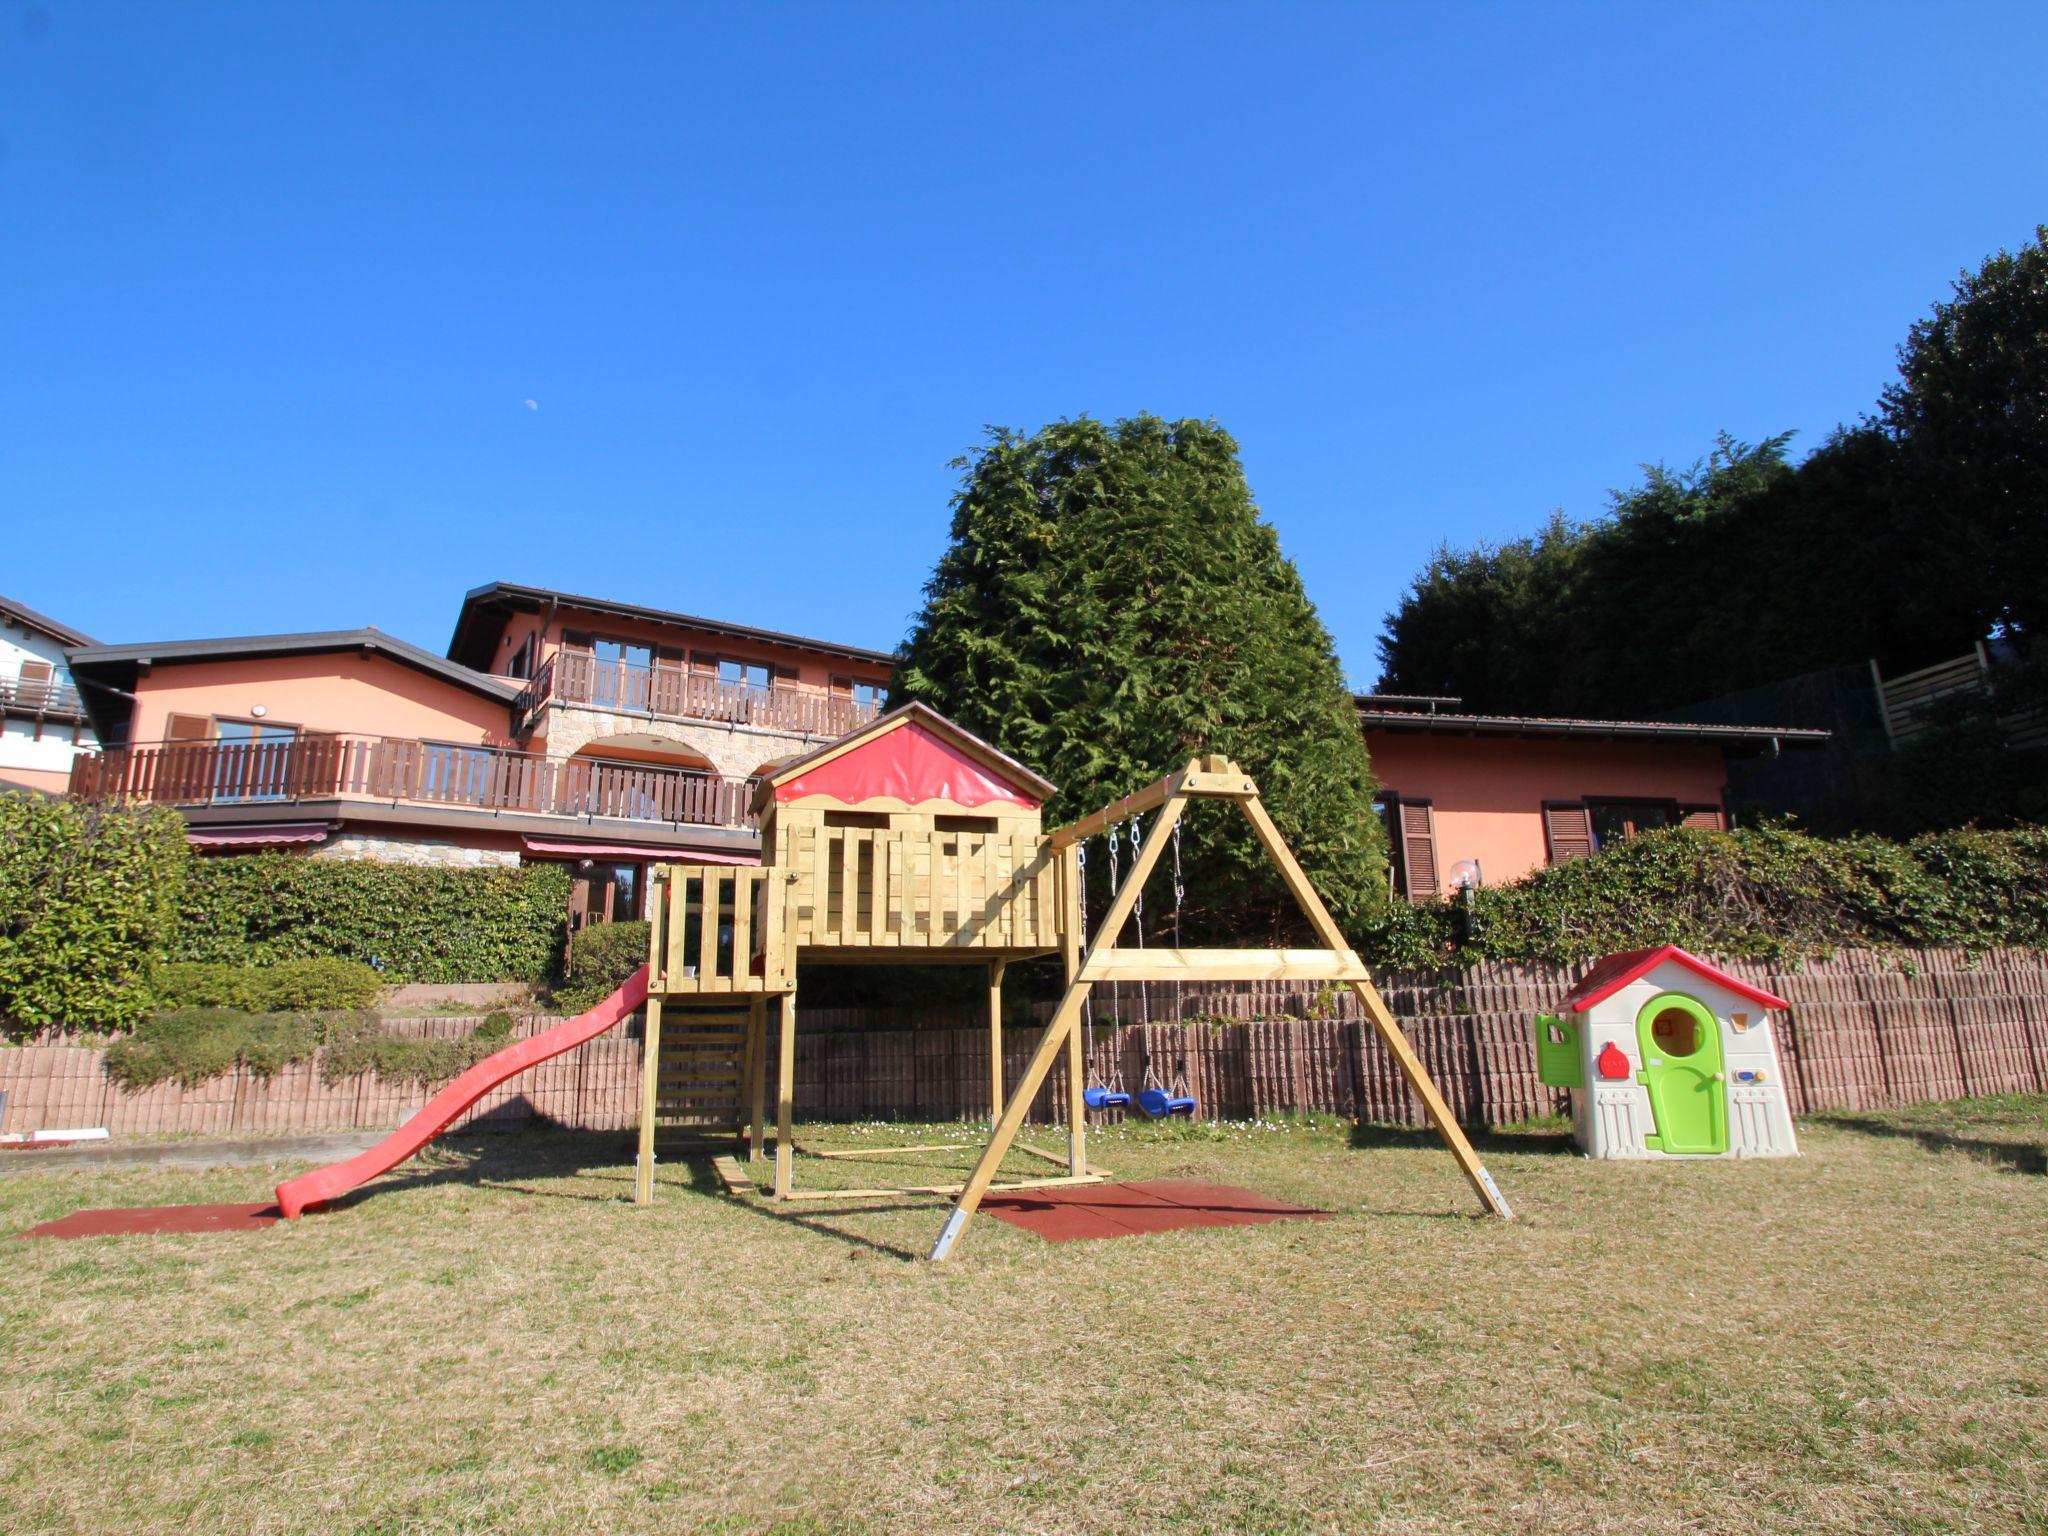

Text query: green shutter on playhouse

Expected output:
[1533,1013,1583,1088]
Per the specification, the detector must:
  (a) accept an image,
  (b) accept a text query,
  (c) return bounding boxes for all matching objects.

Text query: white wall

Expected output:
[0,618,97,790]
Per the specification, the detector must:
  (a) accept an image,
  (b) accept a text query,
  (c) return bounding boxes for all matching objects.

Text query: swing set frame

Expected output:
[927,755,1515,1261]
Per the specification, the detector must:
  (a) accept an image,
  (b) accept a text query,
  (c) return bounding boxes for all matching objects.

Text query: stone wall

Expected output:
[308,833,520,869]
[538,704,827,779]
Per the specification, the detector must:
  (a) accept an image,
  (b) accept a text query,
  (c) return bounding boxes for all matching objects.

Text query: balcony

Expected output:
[68,733,755,830]
[1,676,87,722]
[513,653,882,739]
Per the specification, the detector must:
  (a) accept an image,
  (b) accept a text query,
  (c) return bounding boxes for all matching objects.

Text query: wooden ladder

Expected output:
[653,1004,751,1146]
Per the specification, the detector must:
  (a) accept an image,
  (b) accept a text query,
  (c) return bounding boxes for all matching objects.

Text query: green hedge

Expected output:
[552,920,650,1014]
[0,795,189,1035]
[155,958,385,1012]
[174,856,570,985]
[1355,823,2048,969]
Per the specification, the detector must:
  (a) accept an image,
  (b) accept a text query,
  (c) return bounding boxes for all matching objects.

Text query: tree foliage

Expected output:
[895,414,1386,936]
[1378,227,2048,716]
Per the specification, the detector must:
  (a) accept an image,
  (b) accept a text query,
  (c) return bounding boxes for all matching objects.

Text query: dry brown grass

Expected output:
[3,1100,2045,1535]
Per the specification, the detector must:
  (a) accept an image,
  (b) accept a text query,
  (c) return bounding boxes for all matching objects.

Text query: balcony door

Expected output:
[211,718,301,802]
[591,638,653,710]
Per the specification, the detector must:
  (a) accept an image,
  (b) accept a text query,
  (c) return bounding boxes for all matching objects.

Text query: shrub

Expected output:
[175,856,570,984]
[107,1007,526,1090]
[104,1007,326,1089]
[1350,821,2048,971]
[551,921,650,1013]
[0,795,190,1035]
[152,957,385,1013]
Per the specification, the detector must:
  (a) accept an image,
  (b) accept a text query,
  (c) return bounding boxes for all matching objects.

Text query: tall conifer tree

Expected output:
[897,415,1386,936]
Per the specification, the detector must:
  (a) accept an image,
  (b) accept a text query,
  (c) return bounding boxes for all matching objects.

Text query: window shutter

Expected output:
[773,664,800,682]
[1399,801,1438,902]
[1680,805,1724,831]
[165,713,212,742]
[1544,803,1593,864]
[18,659,52,685]
[829,674,853,696]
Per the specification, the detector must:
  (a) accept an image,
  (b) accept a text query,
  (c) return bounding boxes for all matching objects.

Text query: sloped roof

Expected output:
[1357,697,1829,751]
[449,580,897,670]
[753,702,1055,812]
[1563,944,1791,1014]
[68,629,521,704]
[0,593,95,649]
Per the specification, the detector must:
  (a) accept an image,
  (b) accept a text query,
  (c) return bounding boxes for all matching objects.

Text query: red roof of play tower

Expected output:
[757,703,1055,811]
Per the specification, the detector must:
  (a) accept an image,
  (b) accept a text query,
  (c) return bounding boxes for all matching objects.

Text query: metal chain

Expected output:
[1171,819,1185,1023]
[1129,817,1149,1027]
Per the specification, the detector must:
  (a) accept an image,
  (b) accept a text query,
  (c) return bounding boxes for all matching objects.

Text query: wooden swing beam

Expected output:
[927,757,1516,1261]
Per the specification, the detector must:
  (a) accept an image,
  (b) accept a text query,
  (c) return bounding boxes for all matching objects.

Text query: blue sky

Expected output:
[4,2,2043,686]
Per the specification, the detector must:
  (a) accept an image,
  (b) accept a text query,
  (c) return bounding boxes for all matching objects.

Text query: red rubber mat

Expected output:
[981,1180,1328,1241]
[17,1202,281,1239]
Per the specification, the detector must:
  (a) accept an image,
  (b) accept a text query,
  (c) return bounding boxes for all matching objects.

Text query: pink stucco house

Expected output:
[1358,695,1827,900]
[65,583,894,929]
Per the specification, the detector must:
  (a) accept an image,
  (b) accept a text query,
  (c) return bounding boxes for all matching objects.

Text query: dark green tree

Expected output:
[1881,224,2048,637]
[895,415,1387,938]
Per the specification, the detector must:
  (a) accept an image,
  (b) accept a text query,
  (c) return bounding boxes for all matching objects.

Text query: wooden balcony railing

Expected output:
[1,676,87,720]
[514,653,882,738]
[67,734,755,830]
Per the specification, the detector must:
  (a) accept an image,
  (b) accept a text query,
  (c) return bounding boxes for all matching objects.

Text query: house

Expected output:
[1358,695,1828,900]
[1534,944,1799,1159]
[64,582,896,928]
[0,594,100,796]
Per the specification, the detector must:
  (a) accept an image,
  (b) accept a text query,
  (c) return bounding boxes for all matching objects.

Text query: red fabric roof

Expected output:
[187,823,329,848]
[1563,944,1790,1013]
[774,719,1043,809]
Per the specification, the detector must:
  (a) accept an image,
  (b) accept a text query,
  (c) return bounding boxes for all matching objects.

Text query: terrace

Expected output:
[66,731,755,831]
[513,652,882,739]
[0,674,88,722]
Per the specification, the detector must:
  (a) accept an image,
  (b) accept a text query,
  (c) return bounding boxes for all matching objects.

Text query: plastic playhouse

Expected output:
[269,703,1518,1259]
[1534,945,1799,1159]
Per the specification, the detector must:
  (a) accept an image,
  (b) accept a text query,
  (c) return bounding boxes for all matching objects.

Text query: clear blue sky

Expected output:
[5,2,2043,686]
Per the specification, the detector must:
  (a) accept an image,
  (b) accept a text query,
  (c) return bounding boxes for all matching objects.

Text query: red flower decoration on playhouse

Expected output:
[1596,1042,1632,1081]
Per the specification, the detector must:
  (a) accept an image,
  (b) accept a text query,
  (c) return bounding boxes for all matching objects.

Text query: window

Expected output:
[1375,792,1437,903]
[212,718,301,802]
[832,675,883,710]
[718,658,772,692]
[1586,800,1676,851]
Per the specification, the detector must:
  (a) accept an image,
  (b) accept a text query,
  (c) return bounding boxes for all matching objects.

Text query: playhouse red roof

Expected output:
[1562,945,1790,1014]
[756,703,1055,812]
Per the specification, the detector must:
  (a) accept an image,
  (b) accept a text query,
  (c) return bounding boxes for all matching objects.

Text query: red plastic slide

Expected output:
[275,965,650,1219]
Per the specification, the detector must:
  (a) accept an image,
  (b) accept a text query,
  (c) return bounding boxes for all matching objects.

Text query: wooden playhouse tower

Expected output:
[632,703,1514,1260]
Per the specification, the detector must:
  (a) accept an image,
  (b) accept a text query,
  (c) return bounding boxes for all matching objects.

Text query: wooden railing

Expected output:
[67,734,755,829]
[784,825,1061,952]
[515,652,882,738]
[0,676,86,719]
[648,864,788,993]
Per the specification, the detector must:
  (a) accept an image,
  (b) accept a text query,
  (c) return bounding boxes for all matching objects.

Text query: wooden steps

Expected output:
[653,1007,750,1146]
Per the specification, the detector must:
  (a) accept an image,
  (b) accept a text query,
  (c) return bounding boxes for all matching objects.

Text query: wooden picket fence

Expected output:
[6,948,2048,1138]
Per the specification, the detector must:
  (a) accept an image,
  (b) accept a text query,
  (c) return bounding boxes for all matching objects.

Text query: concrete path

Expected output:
[0,1131,384,1176]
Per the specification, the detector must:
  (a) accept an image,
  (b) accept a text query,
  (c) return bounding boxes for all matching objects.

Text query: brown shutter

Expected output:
[773,664,800,682]
[1544,802,1594,864]
[1680,805,1724,831]
[165,713,212,741]
[829,674,853,696]
[1400,801,1438,902]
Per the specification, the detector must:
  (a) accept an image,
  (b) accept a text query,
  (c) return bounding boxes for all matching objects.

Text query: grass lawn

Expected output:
[3,1100,2046,1535]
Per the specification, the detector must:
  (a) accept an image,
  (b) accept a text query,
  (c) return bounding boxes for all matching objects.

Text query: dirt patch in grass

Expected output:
[2,1104,2045,1534]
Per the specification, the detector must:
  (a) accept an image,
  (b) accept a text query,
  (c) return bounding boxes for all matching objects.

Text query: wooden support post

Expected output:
[1061,842,1086,1176]
[1236,790,1514,1221]
[987,958,1007,1127]
[774,989,797,1200]
[748,995,767,1163]
[634,993,664,1205]
[931,794,1187,1260]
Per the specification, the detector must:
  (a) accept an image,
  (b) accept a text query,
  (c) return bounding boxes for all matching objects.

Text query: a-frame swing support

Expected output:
[928,756,1516,1262]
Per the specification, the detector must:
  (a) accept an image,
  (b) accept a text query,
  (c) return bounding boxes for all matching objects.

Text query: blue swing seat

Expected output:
[1084,1086,1132,1110]
[1137,1087,1198,1118]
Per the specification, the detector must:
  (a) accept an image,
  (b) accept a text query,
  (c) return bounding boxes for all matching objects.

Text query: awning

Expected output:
[187,822,331,848]
[520,836,760,864]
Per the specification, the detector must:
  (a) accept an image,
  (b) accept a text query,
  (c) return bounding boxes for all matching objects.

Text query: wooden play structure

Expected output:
[632,703,1515,1260]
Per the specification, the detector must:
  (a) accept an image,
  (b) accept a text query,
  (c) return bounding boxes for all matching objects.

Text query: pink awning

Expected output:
[520,837,759,864]
[188,822,331,848]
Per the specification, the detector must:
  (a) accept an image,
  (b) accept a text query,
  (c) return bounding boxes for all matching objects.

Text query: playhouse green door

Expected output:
[1636,994,1727,1154]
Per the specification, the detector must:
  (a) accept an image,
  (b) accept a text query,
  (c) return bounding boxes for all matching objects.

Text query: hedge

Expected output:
[105,1007,519,1090]
[552,920,650,1014]
[173,855,571,985]
[1355,822,2048,969]
[155,958,385,1012]
[0,795,188,1035]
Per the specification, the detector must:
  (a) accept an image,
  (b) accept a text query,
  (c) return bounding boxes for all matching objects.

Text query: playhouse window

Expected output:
[1648,1005,1702,1058]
